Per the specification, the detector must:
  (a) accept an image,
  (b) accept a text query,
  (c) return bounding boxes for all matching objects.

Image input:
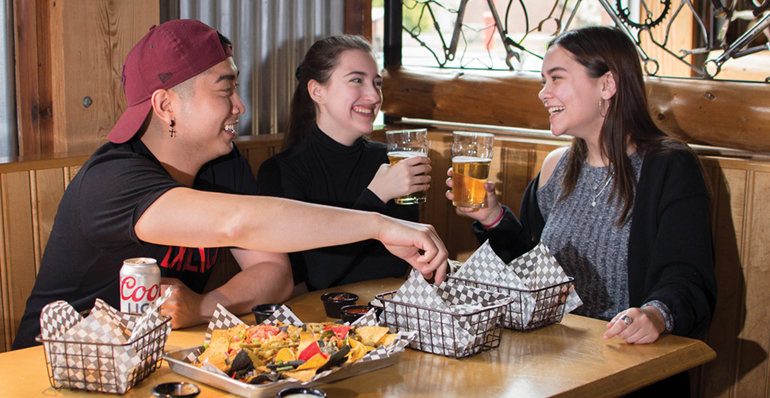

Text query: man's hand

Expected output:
[368,156,431,203]
[160,277,204,329]
[376,216,448,284]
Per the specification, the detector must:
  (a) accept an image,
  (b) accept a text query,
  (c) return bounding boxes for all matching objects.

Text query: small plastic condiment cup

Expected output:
[151,382,201,397]
[320,292,358,318]
[252,303,290,324]
[276,387,327,398]
[339,304,372,324]
[368,299,384,319]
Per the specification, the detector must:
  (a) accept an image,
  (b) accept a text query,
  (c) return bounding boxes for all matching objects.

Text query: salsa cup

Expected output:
[340,304,373,324]
[252,303,290,324]
[320,292,358,318]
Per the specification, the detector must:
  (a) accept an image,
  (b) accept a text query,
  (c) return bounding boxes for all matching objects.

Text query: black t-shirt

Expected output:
[256,125,417,291]
[13,140,257,349]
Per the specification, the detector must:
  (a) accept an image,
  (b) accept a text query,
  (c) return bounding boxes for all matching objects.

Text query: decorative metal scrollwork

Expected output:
[616,0,672,29]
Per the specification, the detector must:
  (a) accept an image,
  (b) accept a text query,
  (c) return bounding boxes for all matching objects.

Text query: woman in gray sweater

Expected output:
[446,26,716,344]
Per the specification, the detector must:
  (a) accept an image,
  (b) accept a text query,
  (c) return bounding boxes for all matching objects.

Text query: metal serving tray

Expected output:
[164,346,400,398]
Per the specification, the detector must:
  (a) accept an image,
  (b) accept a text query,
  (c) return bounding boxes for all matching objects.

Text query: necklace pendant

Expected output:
[591,200,596,207]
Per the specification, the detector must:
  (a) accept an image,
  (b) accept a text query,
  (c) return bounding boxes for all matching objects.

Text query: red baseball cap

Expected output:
[108,19,233,144]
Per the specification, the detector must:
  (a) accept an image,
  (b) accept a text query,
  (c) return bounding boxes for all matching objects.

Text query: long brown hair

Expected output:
[283,35,373,151]
[549,26,690,226]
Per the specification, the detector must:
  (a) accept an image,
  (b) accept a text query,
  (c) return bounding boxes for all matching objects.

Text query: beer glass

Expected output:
[385,129,429,205]
[451,131,494,208]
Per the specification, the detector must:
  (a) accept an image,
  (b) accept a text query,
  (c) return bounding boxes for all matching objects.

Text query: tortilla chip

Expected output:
[356,326,389,347]
[296,353,327,370]
[197,328,238,371]
[283,369,317,383]
[298,331,316,353]
[298,340,324,362]
[377,333,397,347]
[227,324,248,340]
[346,339,366,363]
[275,347,296,363]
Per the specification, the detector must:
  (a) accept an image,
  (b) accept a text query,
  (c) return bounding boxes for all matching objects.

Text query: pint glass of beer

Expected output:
[451,132,494,208]
[386,129,429,205]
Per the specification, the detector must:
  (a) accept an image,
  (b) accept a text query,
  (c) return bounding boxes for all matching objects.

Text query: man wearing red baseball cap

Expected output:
[13,20,447,350]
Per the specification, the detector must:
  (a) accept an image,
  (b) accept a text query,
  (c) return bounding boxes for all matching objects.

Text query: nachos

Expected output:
[193,322,396,383]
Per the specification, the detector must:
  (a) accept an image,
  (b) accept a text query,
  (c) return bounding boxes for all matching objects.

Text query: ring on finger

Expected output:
[619,314,633,326]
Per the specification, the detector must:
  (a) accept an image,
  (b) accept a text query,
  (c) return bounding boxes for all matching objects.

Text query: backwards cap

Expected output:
[108,19,233,144]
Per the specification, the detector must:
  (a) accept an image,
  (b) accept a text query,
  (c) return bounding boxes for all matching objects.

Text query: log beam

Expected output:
[381,66,770,153]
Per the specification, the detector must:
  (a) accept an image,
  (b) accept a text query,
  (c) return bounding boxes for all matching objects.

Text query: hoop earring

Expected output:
[169,120,176,137]
[599,99,608,118]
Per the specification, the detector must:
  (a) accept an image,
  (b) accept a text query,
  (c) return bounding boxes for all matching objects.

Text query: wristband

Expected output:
[482,208,505,229]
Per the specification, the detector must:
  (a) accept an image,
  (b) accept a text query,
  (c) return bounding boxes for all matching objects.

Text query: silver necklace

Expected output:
[590,170,613,207]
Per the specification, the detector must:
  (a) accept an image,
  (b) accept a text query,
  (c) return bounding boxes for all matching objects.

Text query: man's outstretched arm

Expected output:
[135,188,447,283]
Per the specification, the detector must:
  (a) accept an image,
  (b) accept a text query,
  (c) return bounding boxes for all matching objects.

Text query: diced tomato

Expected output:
[323,325,351,340]
[246,325,283,342]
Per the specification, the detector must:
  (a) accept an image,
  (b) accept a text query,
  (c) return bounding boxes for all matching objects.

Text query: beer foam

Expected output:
[388,151,427,158]
[452,156,492,163]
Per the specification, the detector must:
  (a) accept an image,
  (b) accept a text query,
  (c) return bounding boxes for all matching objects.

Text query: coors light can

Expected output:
[120,257,161,314]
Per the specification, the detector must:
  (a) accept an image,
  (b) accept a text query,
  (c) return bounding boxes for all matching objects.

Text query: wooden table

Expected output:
[0,278,715,397]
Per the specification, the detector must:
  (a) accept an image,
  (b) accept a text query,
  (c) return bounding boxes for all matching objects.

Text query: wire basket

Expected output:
[36,315,171,394]
[375,289,509,359]
[448,276,573,331]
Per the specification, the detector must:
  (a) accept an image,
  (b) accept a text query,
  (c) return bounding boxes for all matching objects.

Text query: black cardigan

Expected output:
[473,149,717,338]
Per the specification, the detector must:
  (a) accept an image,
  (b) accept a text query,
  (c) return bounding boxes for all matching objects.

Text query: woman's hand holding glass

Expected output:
[445,167,503,228]
[369,156,432,203]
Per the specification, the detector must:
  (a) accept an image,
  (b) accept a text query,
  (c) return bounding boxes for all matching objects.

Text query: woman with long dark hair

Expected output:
[447,26,717,394]
[258,35,431,294]
[448,25,716,342]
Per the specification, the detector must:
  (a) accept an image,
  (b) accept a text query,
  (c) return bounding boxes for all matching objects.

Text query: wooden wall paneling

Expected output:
[421,133,452,250]
[344,0,373,42]
[66,165,82,187]
[700,163,748,398]
[13,0,44,157]
[0,172,36,349]
[34,169,67,274]
[243,146,276,179]
[50,0,158,153]
[736,169,770,396]
[498,146,532,212]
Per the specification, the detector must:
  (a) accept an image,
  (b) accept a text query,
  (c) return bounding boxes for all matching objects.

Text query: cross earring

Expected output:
[169,120,176,137]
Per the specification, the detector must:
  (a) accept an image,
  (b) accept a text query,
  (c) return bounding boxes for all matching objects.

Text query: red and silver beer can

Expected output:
[119,257,161,314]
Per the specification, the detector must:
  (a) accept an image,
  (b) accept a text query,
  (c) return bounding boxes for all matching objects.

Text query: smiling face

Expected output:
[173,57,244,161]
[538,45,607,142]
[311,49,382,145]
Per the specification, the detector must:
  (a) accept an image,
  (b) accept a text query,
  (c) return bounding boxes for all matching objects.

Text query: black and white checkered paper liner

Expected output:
[386,270,512,357]
[186,304,415,384]
[38,288,172,394]
[454,241,582,329]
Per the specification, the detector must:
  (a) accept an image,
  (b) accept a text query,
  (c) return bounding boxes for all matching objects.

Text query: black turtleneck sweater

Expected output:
[256,125,417,291]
